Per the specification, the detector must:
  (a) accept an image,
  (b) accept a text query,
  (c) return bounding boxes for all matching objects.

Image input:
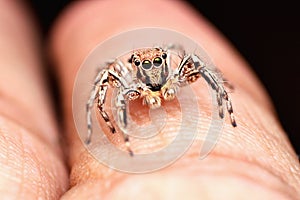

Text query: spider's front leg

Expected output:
[86,67,128,144]
[116,88,140,156]
[177,54,237,127]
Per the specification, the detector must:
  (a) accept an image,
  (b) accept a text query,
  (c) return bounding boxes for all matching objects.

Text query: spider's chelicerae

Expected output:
[86,46,237,156]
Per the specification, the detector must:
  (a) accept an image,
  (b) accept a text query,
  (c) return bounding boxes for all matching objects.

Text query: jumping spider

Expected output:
[86,46,237,156]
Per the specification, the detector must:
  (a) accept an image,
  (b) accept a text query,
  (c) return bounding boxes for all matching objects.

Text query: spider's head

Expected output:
[129,48,168,91]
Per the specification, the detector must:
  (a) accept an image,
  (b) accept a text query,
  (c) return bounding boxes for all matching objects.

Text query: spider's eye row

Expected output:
[153,57,162,67]
[162,53,167,59]
[134,60,141,66]
[142,60,152,70]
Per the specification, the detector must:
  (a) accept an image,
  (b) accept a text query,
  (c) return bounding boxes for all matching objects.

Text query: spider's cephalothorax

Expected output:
[129,48,174,109]
[86,46,237,156]
[132,48,169,91]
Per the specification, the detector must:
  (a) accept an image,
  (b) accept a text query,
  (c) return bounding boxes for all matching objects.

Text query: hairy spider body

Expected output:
[86,46,237,156]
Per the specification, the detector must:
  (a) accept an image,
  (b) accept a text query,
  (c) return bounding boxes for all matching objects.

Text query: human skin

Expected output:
[0,1,68,199]
[0,0,299,199]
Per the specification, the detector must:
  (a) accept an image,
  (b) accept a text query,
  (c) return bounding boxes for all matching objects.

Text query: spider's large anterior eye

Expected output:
[142,60,152,70]
[153,57,162,67]
[134,60,140,66]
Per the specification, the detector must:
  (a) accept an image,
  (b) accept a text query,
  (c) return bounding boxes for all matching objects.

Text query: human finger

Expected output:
[50,0,300,199]
[0,1,68,199]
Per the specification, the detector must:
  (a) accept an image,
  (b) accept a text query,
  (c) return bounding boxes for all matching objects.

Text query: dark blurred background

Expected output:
[27,0,300,154]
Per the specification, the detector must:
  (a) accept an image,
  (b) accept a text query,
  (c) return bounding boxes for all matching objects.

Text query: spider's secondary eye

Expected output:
[162,53,167,59]
[134,60,140,66]
[153,57,162,67]
[142,60,152,70]
[128,55,134,63]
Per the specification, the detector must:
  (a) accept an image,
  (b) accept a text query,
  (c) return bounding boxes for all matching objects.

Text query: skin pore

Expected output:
[0,0,299,199]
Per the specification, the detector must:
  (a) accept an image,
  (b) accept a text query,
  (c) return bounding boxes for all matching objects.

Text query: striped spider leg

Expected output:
[86,60,140,155]
[174,53,237,127]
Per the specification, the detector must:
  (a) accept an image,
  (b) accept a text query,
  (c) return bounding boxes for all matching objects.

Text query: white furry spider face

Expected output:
[130,48,169,91]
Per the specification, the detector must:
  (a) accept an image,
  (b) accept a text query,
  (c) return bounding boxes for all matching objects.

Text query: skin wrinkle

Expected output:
[66,115,299,197]
[0,126,22,197]
[0,129,24,197]
[237,92,300,185]
[23,124,69,198]
[180,154,295,197]
[66,153,296,199]
[107,175,292,200]
[0,95,59,153]
[0,116,68,199]
[197,153,297,197]
[30,148,49,199]
[71,126,295,197]
[17,132,24,200]
[231,110,300,192]
[257,116,300,188]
